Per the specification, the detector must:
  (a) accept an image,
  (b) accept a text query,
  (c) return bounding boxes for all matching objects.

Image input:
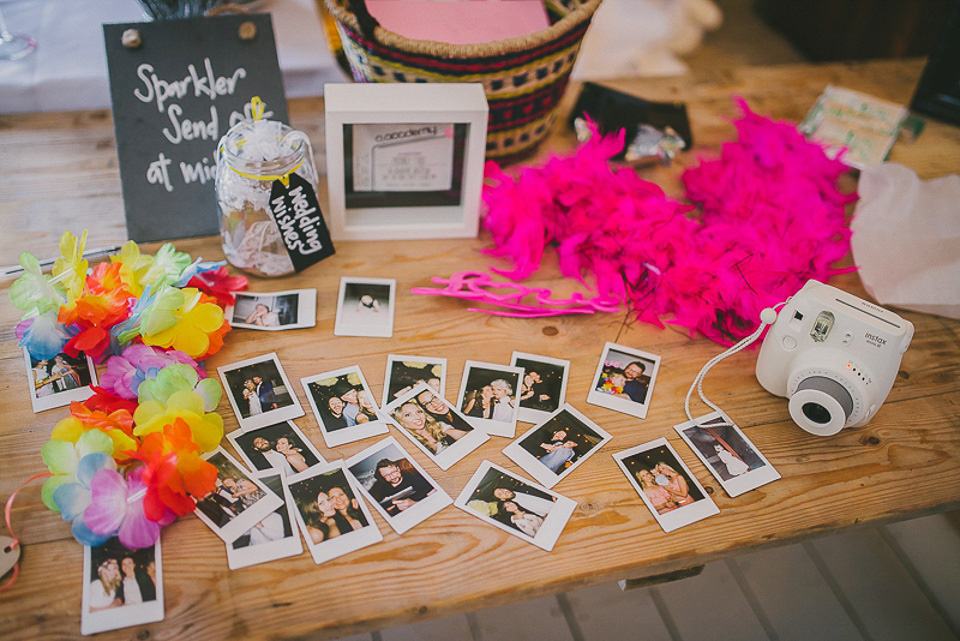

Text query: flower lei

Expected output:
[10,232,248,549]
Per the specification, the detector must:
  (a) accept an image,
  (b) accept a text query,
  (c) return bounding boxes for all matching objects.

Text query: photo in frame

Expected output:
[382,354,447,407]
[218,352,304,431]
[503,404,612,489]
[614,437,719,533]
[285,462,383,564]
[226,471,303,570]
[345,436,452,534]
[81,537,163,635]
[586,342,662,419]
[226,421,326,476]
[193,448,285,543]
[24,348,97,413]
[333,277,397,338]
[674,411,780,497]
[381,383,489,470]
[510,352,570,424]
[325,83,488,240]
[226,289,317,331]
[301,366,389,447]
[456,360,524,438]
[454,461,576,551]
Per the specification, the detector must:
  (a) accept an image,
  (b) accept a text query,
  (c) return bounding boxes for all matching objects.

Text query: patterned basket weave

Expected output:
[325,0,603,162]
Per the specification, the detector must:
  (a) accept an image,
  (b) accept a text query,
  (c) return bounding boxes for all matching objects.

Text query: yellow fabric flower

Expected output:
[109,240,154,297]
[140,287,225,359]
[51,415,138,457]
[133,389,223,453]
[52,230,89,306]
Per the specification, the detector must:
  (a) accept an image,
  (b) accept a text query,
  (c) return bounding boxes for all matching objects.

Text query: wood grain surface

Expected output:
[0,59,958,640]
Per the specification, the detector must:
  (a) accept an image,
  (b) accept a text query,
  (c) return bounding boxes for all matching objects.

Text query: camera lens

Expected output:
[802,402,832,424]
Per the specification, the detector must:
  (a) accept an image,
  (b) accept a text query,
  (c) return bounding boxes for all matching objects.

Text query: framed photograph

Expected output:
[285,462,383,564]
[193,448,284,543]
[325,83,488,240]
[226,289,317,331]
[510,352,570,424]
[81,536,163,635]
[456,360,524,438]
[24,348,96,413]
[382,353,447,407]
[674,411,780,497]
[614,437,719,533]
[226,421,326,476]
[910,3,960,127]
[454,461,577,551]
[503,404,613,488]
[344,436,452,535]
[218,352,304,431]
[382,383,489,470]
[333,277,397,338]
[301,366,389,447]
[587,342,662,419]
[226,471,303,570]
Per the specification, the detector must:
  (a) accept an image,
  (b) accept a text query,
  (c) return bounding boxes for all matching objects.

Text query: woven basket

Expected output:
[325,0,603,162]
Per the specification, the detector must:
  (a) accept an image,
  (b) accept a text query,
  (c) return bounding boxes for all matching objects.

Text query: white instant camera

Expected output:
[756,280,914,436]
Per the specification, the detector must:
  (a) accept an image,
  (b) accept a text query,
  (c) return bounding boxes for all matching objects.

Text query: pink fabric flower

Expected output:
[83,465,175,550]
[100,343,206,400]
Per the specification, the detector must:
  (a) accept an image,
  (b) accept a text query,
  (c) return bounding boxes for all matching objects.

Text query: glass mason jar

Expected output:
[215,118,319,277]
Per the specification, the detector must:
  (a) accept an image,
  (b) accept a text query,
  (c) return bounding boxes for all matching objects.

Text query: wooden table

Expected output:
[1,59,958,640]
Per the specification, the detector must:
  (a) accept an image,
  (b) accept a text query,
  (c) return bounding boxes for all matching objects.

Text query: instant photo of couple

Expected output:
[219,353,305,431]
[82,537,163,634]
[228,421,325,476]
[457,361,523,437]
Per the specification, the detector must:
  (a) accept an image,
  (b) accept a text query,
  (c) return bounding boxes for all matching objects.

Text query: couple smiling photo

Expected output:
[229,421,325,476]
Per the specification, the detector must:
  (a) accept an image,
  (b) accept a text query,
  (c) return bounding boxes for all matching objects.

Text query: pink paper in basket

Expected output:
[365,0,551,44]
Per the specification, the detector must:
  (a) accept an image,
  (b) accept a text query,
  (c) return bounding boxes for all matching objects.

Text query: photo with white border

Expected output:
[193,448,284,543]
[503,404,613,488]
[226,471,303,570]
[302,366,389,447]
[382,383,489,470]
[382,354,447,407]
[510,351,570,424]
[614,437,719,533]
[227,421,326,477]
[334,277,397,338]
[456,360,524,438]
[226,289,317,331]
[345,436,452,535]
[587,342,662,419]
[674,411,780,497]
[25,348,97,413]
[218,352,304,431]
[454,461,576,551]
[81,536,163,635]
[285,461,383,564]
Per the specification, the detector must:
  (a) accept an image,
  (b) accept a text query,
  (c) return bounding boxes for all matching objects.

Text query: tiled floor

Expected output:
[341,513,960,641]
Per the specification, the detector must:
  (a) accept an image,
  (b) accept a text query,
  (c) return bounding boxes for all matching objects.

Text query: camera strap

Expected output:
[684,302,787,426]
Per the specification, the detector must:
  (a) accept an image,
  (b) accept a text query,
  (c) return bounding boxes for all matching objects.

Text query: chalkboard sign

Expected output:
[268,173,335,272]
[103,14,289,243]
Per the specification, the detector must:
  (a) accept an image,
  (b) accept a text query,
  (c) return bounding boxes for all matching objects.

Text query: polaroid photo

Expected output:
[455,461,577,552]
[81,536,163,635]
[456,360,524,438]
[614,437,719,533]
[193,448,284,543]
[25,348,97,413]
[226,289,317,331]
[510,352,570,424]
[587,342,662,419]
[333,277,397,338]
[302,366,389,447]
[218,352,305,431]
[382,354,447,407]
[226,471,303,570]
[345,436,452,535]
[285,461,383,564]
[503,404,613,488]
[674,411,780,497]
[382,383,489,470]
[227,421,326,477]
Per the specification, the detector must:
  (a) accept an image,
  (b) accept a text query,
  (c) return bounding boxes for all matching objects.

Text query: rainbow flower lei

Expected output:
[10,231,247,549]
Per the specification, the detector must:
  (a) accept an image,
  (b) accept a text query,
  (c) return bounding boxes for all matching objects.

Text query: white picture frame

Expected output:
[325,83,489,241]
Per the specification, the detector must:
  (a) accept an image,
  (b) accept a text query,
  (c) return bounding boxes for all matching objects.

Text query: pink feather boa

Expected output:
[480,99,857,344]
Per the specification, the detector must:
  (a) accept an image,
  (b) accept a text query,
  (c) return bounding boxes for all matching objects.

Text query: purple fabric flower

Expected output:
[100,343,206,399]
[83,465,175,550]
